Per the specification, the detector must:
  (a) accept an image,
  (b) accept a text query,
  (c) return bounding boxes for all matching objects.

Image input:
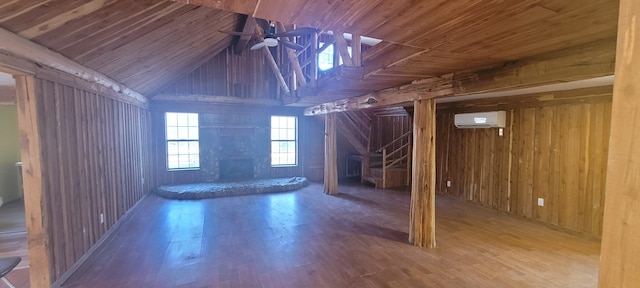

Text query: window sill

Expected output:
[166,168,200,172]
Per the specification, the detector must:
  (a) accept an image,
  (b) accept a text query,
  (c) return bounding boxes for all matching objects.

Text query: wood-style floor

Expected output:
[0,199,29,288]
[0,200,26,234]
[62,182,600,288]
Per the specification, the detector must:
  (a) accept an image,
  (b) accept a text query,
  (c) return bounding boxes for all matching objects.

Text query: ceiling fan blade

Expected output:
[250,41,268,50]
[279,40,305,51]
[218,30,258,37]
[275,27,318,37]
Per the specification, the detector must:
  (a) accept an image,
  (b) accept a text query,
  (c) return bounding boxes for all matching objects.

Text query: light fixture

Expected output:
[263,37,278,47]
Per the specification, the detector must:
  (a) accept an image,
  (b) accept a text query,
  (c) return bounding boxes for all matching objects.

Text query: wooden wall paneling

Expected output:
[56,82,74,273]
[83,91,97,245]
[67,87,83,260]
[77,90,91,249]
[533,106,552,223]
[436,90,611,236]
[39,78,61,278]
[577,104,590,232]
[16,75,52,288]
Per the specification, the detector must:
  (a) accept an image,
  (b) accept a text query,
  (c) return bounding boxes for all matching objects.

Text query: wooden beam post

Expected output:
[333,32,354,67]
[234,16,256,54]
[408,98,436,248]
[276,22,307,88]
[310,31,318,87]
[352,34,362,67]
[262,46,291,95]
[15,75,52,287]
[324,114,338,195]
[598,1,640,286]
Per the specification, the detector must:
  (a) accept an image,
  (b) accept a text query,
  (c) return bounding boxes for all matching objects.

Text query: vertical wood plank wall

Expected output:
[34,75,152,282]
[155,47,277,99]
[370,115,411,151]
[436,87,612,236]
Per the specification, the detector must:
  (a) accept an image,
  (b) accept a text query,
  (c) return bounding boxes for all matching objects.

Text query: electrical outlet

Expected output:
[100,213,104,224]
[537,198,544,207]
[446,180,452,187]
[499,128,504,137]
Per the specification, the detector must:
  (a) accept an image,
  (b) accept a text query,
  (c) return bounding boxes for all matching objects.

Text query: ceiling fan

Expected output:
[220,22,317,51]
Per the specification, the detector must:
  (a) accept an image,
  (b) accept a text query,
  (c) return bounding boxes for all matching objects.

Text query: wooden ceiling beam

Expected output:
[304,38,615,115]
[277,22,307,88]
[234,16,256,54]
[454,38,616,95]
[262,46,290,95]
[304,74,453,115]
[0,27,148,105]
[152,94,282,106]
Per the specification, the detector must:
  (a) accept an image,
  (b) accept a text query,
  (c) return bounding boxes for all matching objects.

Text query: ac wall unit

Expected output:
[454,111,506,128]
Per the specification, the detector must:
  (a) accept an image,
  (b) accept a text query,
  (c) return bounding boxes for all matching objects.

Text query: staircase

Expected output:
[335,109,412,189]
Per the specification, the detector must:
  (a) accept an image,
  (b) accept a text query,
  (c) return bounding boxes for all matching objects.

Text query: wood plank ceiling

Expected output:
[0,0,240,96]
[0,0,620,102]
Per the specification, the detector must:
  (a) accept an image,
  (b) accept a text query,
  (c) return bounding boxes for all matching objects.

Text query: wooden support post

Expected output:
[334,32,354,66]
[15,75,52,287]
[262,46,291,95]
[324,114,338,195]
[352,34,362,67]
[310,31,318,87]
[382,149,387,189]
[409,99,436,248]
[406,136,412,186]
[234,16,256,54]
[361,152,369,183]
[276,22,307,88]
[598,0,640,286]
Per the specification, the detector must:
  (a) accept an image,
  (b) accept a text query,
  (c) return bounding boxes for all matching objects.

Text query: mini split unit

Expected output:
[454,111,506,128]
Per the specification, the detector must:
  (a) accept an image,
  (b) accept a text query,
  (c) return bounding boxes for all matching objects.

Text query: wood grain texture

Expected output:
[60,183,601,287]
[28,75,152,285]
[324,114,338,195]
[409,99,436,248]
[436,87,612,236]
[15,75,51,288]
[598,0,640,285]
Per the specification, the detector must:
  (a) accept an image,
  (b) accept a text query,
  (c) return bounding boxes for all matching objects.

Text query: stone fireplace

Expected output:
[219,158,254,181]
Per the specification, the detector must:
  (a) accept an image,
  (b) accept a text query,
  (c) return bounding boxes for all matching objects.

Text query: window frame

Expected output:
[270,115,298,167]
[165,112,200,171]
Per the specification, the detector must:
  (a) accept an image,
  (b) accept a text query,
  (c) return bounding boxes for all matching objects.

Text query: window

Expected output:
[271,116,297,166]
[166,112,200,170]
[318,43,351,71]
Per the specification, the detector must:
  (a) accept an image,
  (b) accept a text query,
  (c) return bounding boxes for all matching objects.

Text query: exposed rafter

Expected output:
[234,16,257,54]
[304,38,615,115]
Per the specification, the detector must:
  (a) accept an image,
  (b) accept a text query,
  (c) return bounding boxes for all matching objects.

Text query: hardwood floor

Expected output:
[0,199,29,288]
[0,199,26,234]
[0,232,29,288]
[61,182,600,287]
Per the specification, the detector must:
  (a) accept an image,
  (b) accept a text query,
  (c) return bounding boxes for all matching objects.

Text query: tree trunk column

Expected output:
[324,114,338,195]
[409,99,436,248]
[598,0,640,286]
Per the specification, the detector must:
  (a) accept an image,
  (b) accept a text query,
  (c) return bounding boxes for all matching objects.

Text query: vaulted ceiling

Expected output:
[0,0,620,102]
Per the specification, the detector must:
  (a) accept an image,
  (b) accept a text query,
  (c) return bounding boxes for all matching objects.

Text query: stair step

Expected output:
[362,176,382,188]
